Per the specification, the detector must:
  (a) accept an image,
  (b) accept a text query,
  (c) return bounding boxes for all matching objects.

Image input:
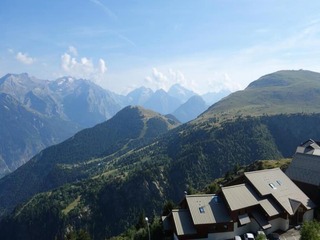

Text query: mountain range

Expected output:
[0,73,227,177]
[1,70,320,239]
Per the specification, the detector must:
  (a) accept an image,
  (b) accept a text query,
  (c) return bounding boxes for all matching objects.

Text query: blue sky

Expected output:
[1,0,320,94]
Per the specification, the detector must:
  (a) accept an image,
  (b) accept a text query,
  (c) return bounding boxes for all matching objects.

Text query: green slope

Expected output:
[0,105,179,217]
[200,70,320,120]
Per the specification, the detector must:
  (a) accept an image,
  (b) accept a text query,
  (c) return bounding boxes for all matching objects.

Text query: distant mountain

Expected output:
[201,89,231,105]
[0,73,124,176]
[48,76,122,127]
[1,73,123,128]
[0,92,80,178]
[172,95,208,123]
[168,83,196,103]
[126,85,197,115]
[0,105,180,217]
[0,73,48,102]
[201,70,320,119]
[125,86,154,106]
[144,89,181,114]
[1,73,204,177]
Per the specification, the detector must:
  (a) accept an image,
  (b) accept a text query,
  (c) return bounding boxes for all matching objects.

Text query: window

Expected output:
[269,183,277,189]
[276,180,282,186]
[199,207,205,213]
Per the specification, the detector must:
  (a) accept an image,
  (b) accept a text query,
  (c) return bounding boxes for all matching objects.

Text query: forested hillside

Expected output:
[1,113,320,239]
[0,106,179,217]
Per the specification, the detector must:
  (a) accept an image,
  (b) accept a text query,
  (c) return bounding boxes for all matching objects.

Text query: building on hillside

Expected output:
[163,168,315,240]
[286,139,320,204]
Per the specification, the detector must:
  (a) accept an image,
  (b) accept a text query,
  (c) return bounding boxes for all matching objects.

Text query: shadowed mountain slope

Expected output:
[0,105,179,217]
[0,73,123,176]
[172,95,208,123]
[0,93,80,177]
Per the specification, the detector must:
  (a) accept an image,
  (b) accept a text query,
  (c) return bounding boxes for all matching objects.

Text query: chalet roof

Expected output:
[172,209,197,236]
[162,215,172,232]
[297,139,320,155]
[251,210,272,230]
[222,184,258,210]
[186,194,231,225]
[222,183,282,217]
[286,153,320,187]
[245,168,316,215]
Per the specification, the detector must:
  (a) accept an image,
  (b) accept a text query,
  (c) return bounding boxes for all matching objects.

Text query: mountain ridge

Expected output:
[2,70,320,238]
[0,105,180,216]
[172,95,208,122]
[0,73,227,176]
[200,69,320,120]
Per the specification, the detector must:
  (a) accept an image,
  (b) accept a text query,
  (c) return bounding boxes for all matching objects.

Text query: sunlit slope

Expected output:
[200,70,320,120]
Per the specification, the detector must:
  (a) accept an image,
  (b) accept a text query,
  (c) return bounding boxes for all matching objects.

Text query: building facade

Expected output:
[163,168,315,240]
[286,139,320,205]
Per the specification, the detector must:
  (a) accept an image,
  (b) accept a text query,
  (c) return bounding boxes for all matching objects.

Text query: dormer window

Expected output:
[269,183,277,189]
[199,207,205,213]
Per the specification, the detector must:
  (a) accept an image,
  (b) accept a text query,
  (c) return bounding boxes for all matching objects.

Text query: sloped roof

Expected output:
[251,210,272,230]
[222,184,258,210]
[162,215,172,232]
[172,209,197,236]
[286,153,320,186]
[186,194,231,225]
[245,168,316,215]
[238,213,251,225]
[297,139,320,155]
[222,183,282,217]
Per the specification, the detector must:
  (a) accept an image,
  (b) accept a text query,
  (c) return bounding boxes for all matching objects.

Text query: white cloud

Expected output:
[144,68,168,91]
[144,68,190,91]
[16,52,34,65]
[168,69,186,85]
[61,51,107,83]
[98,58,107,74]
[151,68,169,88]
[68,46,78,56]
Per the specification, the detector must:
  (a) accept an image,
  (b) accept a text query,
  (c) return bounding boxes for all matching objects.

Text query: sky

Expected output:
[1,0,320,95]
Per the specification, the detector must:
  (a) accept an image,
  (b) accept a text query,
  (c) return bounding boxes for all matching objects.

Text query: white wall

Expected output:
[303,209,314,221]
[264,218,289,235]
[180,216,291,240]
[206,219,260,240]
[204,217,289,240]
